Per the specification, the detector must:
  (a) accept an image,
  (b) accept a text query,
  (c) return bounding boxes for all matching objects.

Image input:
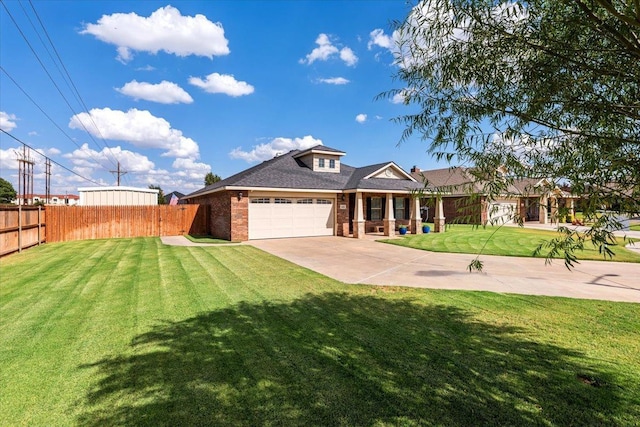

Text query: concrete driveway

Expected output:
[249,236,640,303]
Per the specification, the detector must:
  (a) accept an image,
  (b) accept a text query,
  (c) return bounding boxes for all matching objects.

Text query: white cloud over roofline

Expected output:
[116,80,193,104]
[81,6,230,63]
[189,73,255,97]
[229,135,323,162]
[68,108,200,159]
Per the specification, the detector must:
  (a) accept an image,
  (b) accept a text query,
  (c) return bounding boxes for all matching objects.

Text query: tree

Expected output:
[386,0,640,268]
[204,172,222,186]
[149,185,166,205]
[0,177,17,204]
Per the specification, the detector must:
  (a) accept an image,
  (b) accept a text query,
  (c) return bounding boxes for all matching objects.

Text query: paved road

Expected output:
[249,236,640,303]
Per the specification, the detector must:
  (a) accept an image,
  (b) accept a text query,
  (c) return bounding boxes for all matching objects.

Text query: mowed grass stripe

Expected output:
[1,238,639,426]
[384,225,640,262]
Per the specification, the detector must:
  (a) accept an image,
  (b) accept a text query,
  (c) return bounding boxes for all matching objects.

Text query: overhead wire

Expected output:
[26,0,122,170]
[0,0,119,169]
[0,66,108,170]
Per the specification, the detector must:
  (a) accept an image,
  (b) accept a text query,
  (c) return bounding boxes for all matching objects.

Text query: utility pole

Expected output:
[110,161,127,186]
[16,146,35,205]
[45,158,51,204]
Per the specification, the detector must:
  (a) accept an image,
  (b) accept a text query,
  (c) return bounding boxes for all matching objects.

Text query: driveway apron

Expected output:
[248,236,640,303]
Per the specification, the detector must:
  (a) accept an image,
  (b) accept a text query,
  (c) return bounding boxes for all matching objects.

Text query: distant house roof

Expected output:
[185,145,423,199]
[165,191,185,204]
[412,166,549,196]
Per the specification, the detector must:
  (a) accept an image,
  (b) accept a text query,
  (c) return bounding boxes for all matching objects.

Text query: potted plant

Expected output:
[422,224,431,233]
[399,225,408,235]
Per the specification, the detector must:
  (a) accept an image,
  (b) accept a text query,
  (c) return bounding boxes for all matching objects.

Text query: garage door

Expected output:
[488,201,517,224]
[249,197,334,239]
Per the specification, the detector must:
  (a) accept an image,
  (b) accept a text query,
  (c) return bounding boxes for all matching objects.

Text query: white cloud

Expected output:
[28,131,38,136]
[172,158,212,180]
[189,73,255,97]
[0,111,18,131]
[63,143,155,173]
[229,135,323,162]
[0,147,19,171]
[391,93,405,104]
[375,115,383,120]
[355,114,367,123]
[116,80,193,104]
[300,33,358,66]
[317,77,350,85]
[367,28,394,50]
[69,108,200,159]
[80,5,230,63]
[136,65,156,71]
[339,47,358,66]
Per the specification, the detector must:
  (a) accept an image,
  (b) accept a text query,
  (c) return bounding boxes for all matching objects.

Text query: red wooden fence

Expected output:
[45,204,209,243]
[0,206,46,256]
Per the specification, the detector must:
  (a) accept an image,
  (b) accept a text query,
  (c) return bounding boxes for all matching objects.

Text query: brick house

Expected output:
[410,166,574,225]
[183,145,426,241]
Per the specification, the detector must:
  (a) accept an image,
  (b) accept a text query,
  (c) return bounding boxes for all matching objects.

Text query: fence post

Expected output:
[18,204,22,253]
[38,205,42,246]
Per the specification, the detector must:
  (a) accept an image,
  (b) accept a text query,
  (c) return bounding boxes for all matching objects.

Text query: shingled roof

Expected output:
[411,166,548,196]
[184,145,422,198]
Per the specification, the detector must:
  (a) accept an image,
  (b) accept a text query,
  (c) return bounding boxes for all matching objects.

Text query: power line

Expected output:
[0,66,109,170]
[0,0,119,167]
[26,0,121,168]
[1,129,104,186]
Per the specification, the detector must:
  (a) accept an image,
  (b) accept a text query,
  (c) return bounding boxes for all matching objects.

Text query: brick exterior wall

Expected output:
[362,193,410,232]
[424,196,485,224]
[188,190,248,241]
[335,194,350,236]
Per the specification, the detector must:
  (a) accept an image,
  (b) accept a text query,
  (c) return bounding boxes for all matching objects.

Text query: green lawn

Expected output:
[630,224,640,232]
[1,238,639,426]
[383,224,640,263]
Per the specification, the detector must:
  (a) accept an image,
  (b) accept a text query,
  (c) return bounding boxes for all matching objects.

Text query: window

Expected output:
[318,158,325,168]
[316,199,332,205]
[329,159,335,169]
[274,198,292,204]
[370,197,382,220]
[251,198,271,204]
[394,197,405,220]
[297,198,313,204]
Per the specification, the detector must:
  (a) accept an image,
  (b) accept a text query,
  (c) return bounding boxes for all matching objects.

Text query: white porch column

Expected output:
[550,197,559,225]
[539,195,548,224]
[569,198,575,220]
[410,197,422,234]
[352,192,365,238]
[434,196,445,233]
[384,193,395,237]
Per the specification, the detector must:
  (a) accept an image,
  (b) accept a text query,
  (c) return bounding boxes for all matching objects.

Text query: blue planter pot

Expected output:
[422,225,431,233]
[399,227,407,235]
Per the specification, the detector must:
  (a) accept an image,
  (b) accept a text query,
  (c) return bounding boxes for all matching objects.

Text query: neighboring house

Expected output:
[78,186,159,206]
[165,191,186,205]
[183,145,425,241]
[13,194,79,206]
[410,166,576,225]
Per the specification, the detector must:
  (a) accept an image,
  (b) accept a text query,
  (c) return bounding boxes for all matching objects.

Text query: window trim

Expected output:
[370,197,382,220]
[318,158,325,168]
[329,159,335,169]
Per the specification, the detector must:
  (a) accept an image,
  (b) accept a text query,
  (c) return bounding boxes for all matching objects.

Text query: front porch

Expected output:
[341,191,445,239]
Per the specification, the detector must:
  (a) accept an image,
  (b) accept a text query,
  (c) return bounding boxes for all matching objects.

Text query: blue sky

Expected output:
[1,1,438,195]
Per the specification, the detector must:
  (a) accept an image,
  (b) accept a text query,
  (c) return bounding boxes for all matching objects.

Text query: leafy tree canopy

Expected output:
[205,172,222,186]
[0,177,17,204]
[387,0,640,267]
[148,185,166,205]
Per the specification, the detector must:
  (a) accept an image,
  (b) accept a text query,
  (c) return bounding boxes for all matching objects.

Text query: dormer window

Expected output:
[319,158,325,168]
[329,159,335,169]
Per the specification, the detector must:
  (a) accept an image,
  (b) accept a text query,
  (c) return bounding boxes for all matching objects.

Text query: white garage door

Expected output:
[249,197,334,239]
[488,201,517,224]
